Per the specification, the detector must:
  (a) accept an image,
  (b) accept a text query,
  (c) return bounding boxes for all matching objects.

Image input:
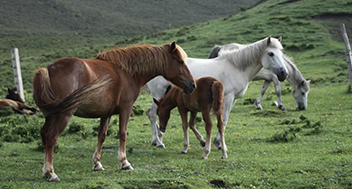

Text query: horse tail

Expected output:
[33,68,112,115]
[208,45,222,59]
[211,81,224,117]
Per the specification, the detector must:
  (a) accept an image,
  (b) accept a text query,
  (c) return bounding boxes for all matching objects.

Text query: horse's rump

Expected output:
[211,81,224,117]
[33,67,112,115]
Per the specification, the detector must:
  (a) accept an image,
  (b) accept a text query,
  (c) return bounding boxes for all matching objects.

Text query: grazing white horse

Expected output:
[147,37,288,148]
[208,43,310,111]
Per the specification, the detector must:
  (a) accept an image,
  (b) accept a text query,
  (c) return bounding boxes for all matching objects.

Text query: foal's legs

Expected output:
[216,114,228,159]
[189,111,206,147]
[92,116,111,171]
[178,108,189,154]
[201,109,212,159]
[254,80,271,110]
[41,112,73,182]
[213,95,234,149]
[118,105,134,170]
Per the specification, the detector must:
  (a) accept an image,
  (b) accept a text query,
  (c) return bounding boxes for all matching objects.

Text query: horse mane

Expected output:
[283,54,308,90]
[218,37,283,71]
[96,44,186,75]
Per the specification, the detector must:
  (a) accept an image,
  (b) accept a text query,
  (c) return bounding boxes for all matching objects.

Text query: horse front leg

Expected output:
[189,111,205,147]
[92,116,111,171]
[41,112,73,182]
[118,105,134,170]
[178,108,189,154]
[272,77,286,111]
[146,102,165,148]
[254,80,271,110]
[201,109,212,159]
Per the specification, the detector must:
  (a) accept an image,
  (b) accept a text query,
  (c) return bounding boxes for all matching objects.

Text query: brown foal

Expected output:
[33,42,195,182]
[154,77,228,159]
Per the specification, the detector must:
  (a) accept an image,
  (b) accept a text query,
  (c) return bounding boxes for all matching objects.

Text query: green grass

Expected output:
[1,0,352,188]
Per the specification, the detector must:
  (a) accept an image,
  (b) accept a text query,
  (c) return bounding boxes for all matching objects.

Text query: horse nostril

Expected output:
[192,83,196,89]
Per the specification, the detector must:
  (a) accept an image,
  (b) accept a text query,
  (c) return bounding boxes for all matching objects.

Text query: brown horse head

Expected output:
[6,87,24,103]
[163,42,196,94]
[153,98,173,133]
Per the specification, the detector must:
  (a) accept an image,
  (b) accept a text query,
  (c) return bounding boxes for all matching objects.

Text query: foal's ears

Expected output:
[153,98,160,106]
[170,42,177,53]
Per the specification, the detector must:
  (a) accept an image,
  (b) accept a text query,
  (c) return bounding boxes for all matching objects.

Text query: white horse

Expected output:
[147,37,288,148]
[208,43,310,111]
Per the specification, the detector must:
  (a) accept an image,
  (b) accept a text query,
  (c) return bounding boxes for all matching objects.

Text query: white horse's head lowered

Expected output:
[261,37,288,81]
[292,79,310,110]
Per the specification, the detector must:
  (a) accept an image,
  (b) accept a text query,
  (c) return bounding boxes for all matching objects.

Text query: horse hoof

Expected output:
[157,144,166,148]
[181,150,187,154]
[222,154,228,159]
[200,140,206,147]
[93,165,105,171]
[213,139,221,149]
[121,165,134,171]
[278,105,286,111]
[47,176,60,182]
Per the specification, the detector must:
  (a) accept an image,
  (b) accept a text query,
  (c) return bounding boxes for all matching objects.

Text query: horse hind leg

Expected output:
[201,109,212,159]
[41,112,74,182]
[189,112,205,147]
[254,80,271,110]
[216,114,228,159]
[92,116,111,171]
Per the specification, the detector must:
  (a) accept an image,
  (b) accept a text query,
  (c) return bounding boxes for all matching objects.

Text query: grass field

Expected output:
[1,0,352,188]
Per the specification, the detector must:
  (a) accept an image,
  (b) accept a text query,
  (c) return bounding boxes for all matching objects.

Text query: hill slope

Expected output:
[0,0,260,37]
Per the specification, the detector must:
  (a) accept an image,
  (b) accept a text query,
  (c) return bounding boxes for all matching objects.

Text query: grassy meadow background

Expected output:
[1,0,352,188]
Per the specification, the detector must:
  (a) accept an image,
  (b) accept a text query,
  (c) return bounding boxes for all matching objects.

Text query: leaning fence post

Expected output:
[11,48,25,102]
[340,24,352,94]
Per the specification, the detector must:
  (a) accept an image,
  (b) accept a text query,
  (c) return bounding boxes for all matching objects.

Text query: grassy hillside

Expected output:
[1,0,352,188]
[0,0,260,37]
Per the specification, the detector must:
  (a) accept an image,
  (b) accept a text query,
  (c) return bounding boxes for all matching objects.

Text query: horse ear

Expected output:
[301,80,305,86]
[170,42,177,53]
[306,80,311,85]
[278,36,282,42]
[153,98,160,106]
[8,88,11,93]
[267,37,271,46]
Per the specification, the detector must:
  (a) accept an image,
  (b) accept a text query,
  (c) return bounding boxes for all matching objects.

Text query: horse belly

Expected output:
[74,97,116,118]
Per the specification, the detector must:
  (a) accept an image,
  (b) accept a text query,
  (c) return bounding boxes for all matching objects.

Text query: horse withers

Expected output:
[154,77,227,159]
[33,42,195,182]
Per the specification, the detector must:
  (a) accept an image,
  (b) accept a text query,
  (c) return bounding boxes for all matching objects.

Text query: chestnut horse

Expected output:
[33,42,195,182]
[0,99,36,115]
[0,87,37,114]
[154,77,227,159]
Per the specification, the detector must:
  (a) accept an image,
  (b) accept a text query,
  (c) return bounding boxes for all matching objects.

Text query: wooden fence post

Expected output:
[11,48,25,102]
[340,24,352,94]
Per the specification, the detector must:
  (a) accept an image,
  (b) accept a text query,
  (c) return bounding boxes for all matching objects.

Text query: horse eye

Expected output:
[178,60,184,64]
[301,92,305,96]
[268,52,274,57]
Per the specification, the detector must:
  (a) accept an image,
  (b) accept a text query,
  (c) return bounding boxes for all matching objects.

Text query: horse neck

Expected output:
[284,57,305,86]
[224,39,267,80]
[161,89,179,111]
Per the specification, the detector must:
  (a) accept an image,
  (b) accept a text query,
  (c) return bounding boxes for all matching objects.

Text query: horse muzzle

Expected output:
[277,68,288,82]
[160,127,166,133]
[183,80,196,94]
[296,105,307,111]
